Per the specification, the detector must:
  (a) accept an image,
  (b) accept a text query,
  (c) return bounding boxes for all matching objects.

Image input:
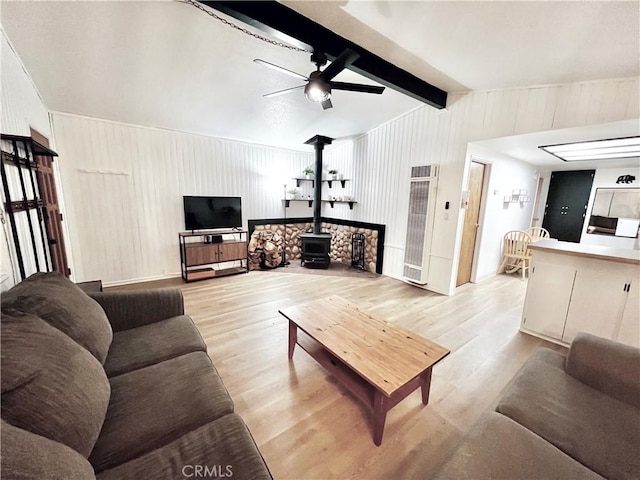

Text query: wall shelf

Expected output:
[323,179,349,189]
[322,200,357,210]
[293,177,314,188]
[284,199,313,208]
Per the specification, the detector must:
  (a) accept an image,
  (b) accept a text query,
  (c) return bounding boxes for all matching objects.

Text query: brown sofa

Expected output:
[434,333,640,480]
[1,272,272,479]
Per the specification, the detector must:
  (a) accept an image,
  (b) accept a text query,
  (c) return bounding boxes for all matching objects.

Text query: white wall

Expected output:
[51,113,313,285]
[580,167,640,249]
[465,144,539,282]
[0,30,52,289]
[325,77,639,294]
[39,76,640,288]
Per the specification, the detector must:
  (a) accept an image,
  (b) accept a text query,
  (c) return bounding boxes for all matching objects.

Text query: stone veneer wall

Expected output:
[248,221,380,273]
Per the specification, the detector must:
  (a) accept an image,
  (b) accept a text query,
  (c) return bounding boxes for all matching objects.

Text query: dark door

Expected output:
[542,170,595,243]
[31,128,70,277]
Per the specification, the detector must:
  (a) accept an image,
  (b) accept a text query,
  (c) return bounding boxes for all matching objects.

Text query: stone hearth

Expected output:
[247,220,383,273]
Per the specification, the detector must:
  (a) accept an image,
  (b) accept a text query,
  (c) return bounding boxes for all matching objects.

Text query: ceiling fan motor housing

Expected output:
[310,51,328,69]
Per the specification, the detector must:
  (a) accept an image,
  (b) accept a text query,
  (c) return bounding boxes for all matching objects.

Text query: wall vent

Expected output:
[403,165,438,285]
[411,165,436,178]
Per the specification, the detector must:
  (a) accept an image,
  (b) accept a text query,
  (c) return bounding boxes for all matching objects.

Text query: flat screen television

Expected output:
[183,196,242,231]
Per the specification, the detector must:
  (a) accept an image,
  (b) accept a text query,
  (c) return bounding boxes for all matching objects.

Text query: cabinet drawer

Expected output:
[185,245,217,265]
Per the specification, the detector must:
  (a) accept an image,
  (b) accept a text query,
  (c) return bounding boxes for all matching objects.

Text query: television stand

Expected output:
[179,230,248,282]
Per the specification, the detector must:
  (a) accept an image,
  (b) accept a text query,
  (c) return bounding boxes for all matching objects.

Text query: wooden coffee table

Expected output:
[278,295,450,445]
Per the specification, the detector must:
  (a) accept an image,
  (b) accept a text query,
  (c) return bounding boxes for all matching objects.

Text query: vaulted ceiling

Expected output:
[1,1,638,155]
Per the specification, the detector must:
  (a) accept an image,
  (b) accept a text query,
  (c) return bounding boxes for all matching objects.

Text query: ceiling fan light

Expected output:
[305,80,330,103]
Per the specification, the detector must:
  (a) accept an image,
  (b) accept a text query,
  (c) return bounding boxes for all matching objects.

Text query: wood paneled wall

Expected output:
[1,31,53,289]
[324,77,640,294]
[0,32,50,137]
[48,77,639,288]
[50,113,313,284]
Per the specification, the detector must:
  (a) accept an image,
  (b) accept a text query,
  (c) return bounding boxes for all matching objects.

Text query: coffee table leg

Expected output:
[420,368,433,405]
[373,391,387,446]
[288,321,297,359]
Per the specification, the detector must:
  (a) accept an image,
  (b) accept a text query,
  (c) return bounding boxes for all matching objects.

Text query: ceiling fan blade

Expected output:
[320,49,360,82]
[330,82,385,94]
[263,85,305,98]
[321,98,333,110]
[253,59,308,81]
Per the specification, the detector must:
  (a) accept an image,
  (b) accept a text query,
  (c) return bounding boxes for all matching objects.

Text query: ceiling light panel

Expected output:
[539,136,640,162]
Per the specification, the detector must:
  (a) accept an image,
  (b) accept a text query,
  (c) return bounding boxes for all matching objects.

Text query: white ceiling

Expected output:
[1,1,639,158]
[287,1,640,91]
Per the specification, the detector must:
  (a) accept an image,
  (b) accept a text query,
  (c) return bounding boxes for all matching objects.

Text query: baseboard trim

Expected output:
[102,273,181,288]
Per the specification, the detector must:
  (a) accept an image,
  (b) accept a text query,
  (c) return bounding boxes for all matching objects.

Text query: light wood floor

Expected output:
[113,269,565,480]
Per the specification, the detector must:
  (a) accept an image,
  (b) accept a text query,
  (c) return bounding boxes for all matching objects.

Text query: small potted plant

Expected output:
[303,166,314,178]
[328,169,338,180]
[286,188,299,200]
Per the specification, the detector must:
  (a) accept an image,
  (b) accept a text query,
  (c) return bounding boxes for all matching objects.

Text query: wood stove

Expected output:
[300,232,332,268]
[300,135,334,269]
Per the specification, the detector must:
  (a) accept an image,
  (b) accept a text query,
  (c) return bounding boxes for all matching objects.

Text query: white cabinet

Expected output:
[562,266,631,344]
[616,280,639,346]
[521,242,639,348]
[522,262,576,339]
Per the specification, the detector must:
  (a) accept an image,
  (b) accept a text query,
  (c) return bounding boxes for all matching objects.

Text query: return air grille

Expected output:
[403,165,438,285]
[404,180,430,267]
[403,265,423,282]
[411,165,436,178]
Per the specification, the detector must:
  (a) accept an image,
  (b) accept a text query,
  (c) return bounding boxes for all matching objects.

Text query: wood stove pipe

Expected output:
[304,135,333,234]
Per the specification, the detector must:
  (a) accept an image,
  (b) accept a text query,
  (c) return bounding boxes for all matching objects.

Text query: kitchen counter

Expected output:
[529,239,640,265]
[521,239,639,347]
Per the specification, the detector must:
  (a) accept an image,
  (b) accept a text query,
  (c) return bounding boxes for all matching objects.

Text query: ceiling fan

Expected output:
[253,49,385,110]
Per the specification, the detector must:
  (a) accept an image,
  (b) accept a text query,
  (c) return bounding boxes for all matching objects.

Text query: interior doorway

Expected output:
[30,128,70,277]
[530,176,545,227]
[457,160,486,286]
[542,170,595,243]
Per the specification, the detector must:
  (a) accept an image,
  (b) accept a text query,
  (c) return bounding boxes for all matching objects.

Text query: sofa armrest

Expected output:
[565,332,640,408]
[89,288,185,332]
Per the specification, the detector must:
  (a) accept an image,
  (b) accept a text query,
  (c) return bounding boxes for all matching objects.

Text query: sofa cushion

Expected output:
[432,412,604,480]
[89,352,234,472]
[1,272,112,363]
[1,310,110,458]
[103,315,206,377]
[496,348,640,480]
[566,332,640,409]
[1,420,97,480]
[95,414,271,480]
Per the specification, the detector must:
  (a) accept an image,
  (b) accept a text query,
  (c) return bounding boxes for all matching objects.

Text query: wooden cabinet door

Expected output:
[185,245,217,266]
[562,265,629,344]
[218,242,247,262]
[616,279,640,347]
[521,261,576,340]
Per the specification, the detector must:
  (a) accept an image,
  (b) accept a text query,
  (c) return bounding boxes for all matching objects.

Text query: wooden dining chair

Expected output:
[497,230,532,279]
[526,227,550,242]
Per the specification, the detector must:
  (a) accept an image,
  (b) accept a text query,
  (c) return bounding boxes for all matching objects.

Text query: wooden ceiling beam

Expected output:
[202,1,447,109]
